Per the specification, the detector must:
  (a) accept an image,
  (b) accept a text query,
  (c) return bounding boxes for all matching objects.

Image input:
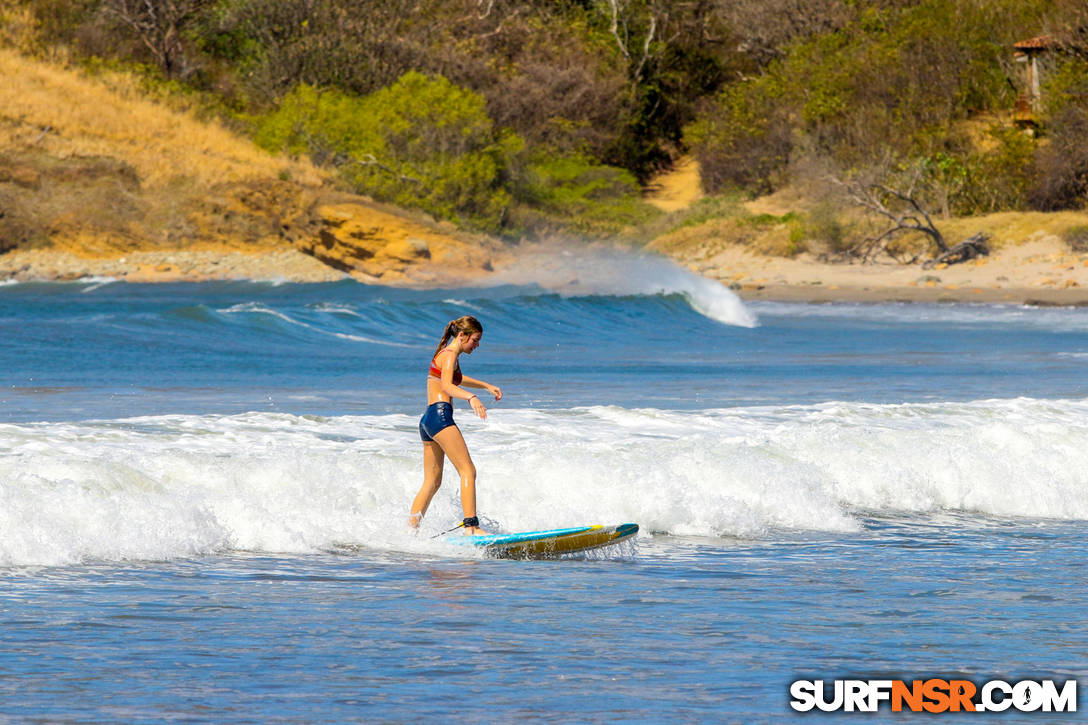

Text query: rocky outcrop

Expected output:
[0,148,502,285]
[305,201,498,285]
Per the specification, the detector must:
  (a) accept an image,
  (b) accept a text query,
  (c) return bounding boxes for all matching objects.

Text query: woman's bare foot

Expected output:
[464,526,489,536]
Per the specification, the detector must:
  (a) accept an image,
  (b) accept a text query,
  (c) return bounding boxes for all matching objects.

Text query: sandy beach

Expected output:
[635,236,1088,305]
[695,237,1088,305]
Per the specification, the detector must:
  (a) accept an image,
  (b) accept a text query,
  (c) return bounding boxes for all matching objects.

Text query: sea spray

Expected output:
[485,245,758,328]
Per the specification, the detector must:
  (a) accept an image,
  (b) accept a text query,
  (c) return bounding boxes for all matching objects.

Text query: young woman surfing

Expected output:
[409,316,502,535]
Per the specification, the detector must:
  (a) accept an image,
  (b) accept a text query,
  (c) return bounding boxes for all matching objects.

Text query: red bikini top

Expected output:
[428,351,462,386]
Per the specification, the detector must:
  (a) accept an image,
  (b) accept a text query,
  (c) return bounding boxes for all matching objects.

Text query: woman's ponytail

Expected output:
[433,316,483,359]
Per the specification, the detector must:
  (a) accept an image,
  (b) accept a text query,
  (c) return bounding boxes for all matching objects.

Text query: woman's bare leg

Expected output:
[432,425,487,534]
[409,441,445,528]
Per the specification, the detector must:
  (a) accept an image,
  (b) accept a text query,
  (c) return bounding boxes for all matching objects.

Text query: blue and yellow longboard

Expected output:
[447,523,638,559]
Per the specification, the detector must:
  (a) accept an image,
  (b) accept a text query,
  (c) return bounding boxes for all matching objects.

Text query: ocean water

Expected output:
[2,251,1088,722]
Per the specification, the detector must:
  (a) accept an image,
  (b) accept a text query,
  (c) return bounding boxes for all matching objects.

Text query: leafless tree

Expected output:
[427,0,632,157]
[102,0,210,77]
[602,0,657,82]
[713,0,852,68]
[829,166,949,263]
[597,0,694,84]
[828,158,992,266]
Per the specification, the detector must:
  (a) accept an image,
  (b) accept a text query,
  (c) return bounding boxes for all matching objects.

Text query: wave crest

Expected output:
[487,245,758,327]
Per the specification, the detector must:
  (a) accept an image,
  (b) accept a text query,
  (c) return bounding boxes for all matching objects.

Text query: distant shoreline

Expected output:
[3,241,1088,308]
[735,283,1088,306]
[684,236,1088,308]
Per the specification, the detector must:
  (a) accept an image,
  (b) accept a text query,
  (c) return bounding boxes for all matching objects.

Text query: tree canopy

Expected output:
[15,0,1088,235]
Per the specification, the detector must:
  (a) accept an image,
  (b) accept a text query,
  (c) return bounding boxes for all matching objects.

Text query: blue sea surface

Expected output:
[2,268,1087,722]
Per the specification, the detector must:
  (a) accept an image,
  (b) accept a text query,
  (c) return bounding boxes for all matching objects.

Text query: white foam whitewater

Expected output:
[3,397,1087,566]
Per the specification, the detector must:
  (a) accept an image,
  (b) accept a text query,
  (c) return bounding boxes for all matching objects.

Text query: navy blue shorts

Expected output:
[419,401,456,442]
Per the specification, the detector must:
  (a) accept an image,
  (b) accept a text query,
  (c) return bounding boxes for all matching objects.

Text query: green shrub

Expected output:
[508,153,661,238]
[660,193,746,232]
[743,211,800,227]
[804,204,846,253]
[1030,57,1088,210]
[1065,226,1088,253]
[685,78,791,195]
[254,72,518,232]
[952,125,1035,214]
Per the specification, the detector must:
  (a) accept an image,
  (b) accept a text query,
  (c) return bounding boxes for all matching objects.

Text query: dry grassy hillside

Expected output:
[0,48,497,283]
[0,49,323,188]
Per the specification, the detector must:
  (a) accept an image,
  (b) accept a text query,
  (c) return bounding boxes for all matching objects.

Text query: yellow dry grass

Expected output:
[952,112,1017,153]
[939,210,1088,249]
[0,47,324,189]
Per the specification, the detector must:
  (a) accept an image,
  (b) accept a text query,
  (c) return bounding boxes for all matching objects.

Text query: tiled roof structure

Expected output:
[1014,35,1053,51]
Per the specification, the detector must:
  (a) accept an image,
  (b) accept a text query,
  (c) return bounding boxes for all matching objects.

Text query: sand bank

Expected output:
[694,238,1088,306]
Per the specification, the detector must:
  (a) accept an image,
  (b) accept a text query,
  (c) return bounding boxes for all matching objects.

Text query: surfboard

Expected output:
[446,523,638,559]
